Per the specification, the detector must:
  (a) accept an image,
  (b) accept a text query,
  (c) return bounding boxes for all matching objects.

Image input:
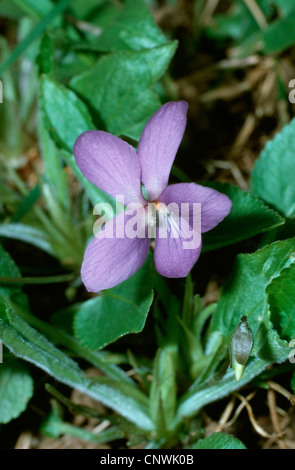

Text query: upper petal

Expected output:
[137,101,188,201]
[73,130,145,206]
[81,210,150,292]
[158,183,232,233]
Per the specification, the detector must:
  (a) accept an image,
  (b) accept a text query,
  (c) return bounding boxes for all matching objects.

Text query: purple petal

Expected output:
[137,101,188,201]
[81,211,150,292]
[73,130,145,206]
[158,183,232,233]
[154,207,202,278]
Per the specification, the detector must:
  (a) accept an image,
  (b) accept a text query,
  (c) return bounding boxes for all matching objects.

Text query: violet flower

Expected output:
[73,101,232,292]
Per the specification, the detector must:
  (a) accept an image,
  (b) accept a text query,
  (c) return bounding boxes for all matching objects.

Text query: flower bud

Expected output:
[229,316,253,382]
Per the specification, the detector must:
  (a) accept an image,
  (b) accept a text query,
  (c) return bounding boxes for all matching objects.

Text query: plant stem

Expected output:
[43,417,124,444]
[0,273,76,285]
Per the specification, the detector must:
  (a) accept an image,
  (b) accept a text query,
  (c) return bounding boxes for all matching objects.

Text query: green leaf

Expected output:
[91,0,167,52]
[149,347,177,431]
[0,358,34,424]
[252,306,289,363]
[206,239,295,371]
[207,1,259,43]
[40,75,116,214]
[193,432,246,449]
[209,239,295,343]
[188,239,295,390]
[0,0,24,19]
[69,0,109,20]
[12,0,54,19]
[39,117,69,210]
[206,0,272,46]
[272,0,295,15]
[0,223,56,257]
[11,185,42,223]
[202,182,285,251]
[267,263,295,339]
[37,33,54,75]
[0,243,29,309]
[0,0,71,76]
[0,296,154,431]
[263,8,295,53]
[176,357,268,421]
[74,255,154,350]
[0,244,23,298]
[250,118,295,219]
[70,41,177,140]
[40,75,95,153]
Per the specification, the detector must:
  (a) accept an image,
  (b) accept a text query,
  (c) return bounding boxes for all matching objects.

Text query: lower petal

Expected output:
[154,211,202,278]
[81,211,150,292]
